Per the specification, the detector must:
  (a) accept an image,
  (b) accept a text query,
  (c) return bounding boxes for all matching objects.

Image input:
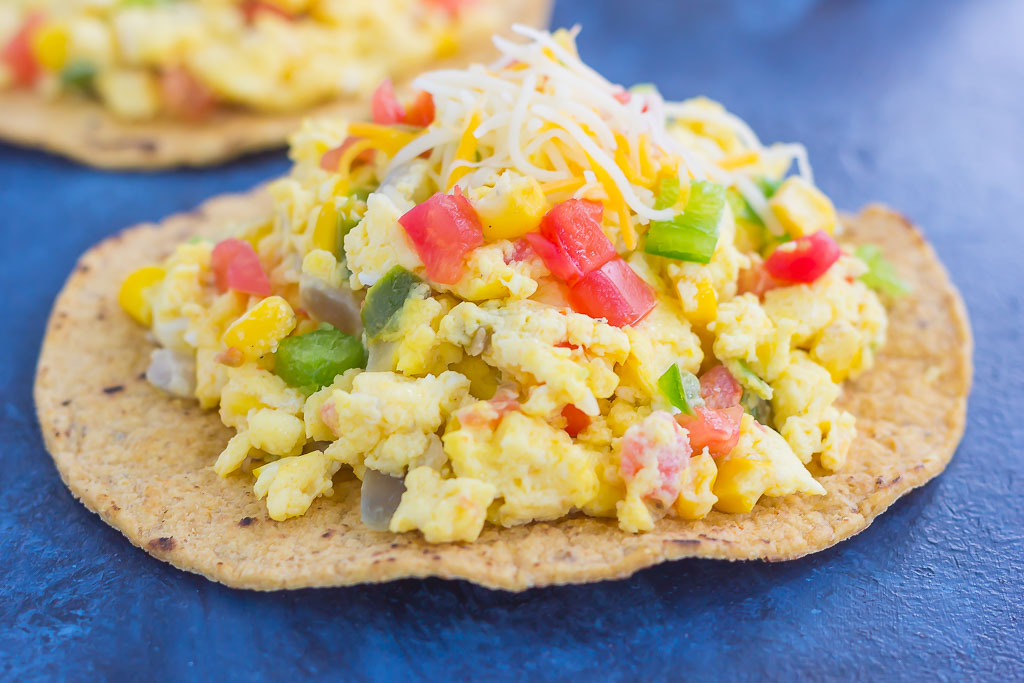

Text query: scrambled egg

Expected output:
[120,29,895,543]
[1,0,499,118]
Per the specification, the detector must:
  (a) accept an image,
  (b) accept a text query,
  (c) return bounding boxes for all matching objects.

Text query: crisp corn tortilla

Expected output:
[34,191,972,591]
[0,0,551,170]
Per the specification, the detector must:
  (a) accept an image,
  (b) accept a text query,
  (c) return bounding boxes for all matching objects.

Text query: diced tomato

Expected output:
[561,404,590,438]
[422,0,476,16]
[403,91,435,127]
[699,365,742,410]
[764,231,840,283]
[619,412,692,507]
[676,405,743,458]
[612,89,631,105]
[319,136,373,172]
[3,14,45,88]
[371,79,405,125]
[538,199,616,284]
[211,239,271,296]
[523,232,583,283]
[398,188,484,284]
[241,1,294,23]
[568,257,656,327]
[159,66,216,121]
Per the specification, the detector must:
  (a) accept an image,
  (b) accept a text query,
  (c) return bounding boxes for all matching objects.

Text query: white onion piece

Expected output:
[366,340,398,372]
[299,274,363,335]
[360,469,406,531]
[146,348,196,398]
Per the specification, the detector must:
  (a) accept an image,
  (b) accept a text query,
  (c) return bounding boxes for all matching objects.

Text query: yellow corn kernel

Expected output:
[769,177,837,237]
[711,453,773,514]
[450,355,499,400]
[31,24,69,71]
[310,203,339,254]
[118,266,165,326]
[241,221,273,250]
[674,452,718,520]
[475,176,550,241]
[434,30,459,58]
[690,278,718,327]
[221,296,296,361]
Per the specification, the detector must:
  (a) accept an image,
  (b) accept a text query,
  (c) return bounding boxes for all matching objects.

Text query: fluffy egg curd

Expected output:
[119,26,906,543]
[0,0,498,120]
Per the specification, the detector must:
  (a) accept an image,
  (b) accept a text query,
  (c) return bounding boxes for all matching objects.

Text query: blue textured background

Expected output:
[2,0,1021,679]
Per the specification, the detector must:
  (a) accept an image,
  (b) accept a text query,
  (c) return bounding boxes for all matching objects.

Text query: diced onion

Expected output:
[299,274,364,335]
[146,348,196,398]
[360,469,406,531]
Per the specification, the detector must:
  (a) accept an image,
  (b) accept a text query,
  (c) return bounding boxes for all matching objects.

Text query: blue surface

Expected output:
[1,0,1022,680]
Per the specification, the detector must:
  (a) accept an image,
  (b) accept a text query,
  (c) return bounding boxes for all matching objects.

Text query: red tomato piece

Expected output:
[211,239,271,296]
[402,91,435,127]
[398,189,484,284]
[612,89,631,105]
[568,257,656,327]
[764,231,840,283]
[619,412,692,507]
[241,1,293,23]
[523,232,584,283]
[561,404,590,438]
[422,0,476,15]
[539,199,616,284]
[319,136,373,172]
[159,66,216,121]
[699,365,742,410]
[676,405,744,458]
[371,79,405,125]
[2,14,44,88]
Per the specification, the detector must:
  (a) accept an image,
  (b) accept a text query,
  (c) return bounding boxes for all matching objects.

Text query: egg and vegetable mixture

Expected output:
[0,0,495,120]
[119,26,907,543]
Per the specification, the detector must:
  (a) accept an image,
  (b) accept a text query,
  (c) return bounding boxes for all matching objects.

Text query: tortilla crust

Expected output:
[34,192,972,590]
[0,0,551,169]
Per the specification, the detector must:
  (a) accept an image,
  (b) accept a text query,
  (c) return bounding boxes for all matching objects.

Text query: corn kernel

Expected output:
[31,24,69,71]
[691,277,718,327]
[221,296,296,361]
[434,30,459,58]
[118,265,165,326]
[769,177,837,237]
[474,173,550,240]
[712,452,773,514]
[310,203,338,254]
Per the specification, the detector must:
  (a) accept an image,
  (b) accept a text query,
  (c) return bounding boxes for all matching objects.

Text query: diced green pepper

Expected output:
[361,266,422,339]
[274,323,367,392]
[855,244,911,297]
[726,187,763,226]
[654,176,681,210]
[644,180,725,263]
[60,60,97,95]
[756,176,783,198]
[730,360,773,400]
[740,389,773,425]
[657,363,705,416]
